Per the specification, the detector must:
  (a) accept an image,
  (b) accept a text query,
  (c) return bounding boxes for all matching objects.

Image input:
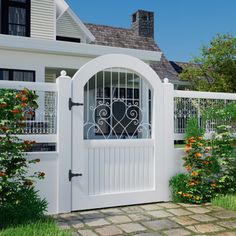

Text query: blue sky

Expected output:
[66,0,236,62]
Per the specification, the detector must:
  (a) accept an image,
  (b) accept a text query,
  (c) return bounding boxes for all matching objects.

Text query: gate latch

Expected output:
[69,98,83,110]
[69,170,83,181]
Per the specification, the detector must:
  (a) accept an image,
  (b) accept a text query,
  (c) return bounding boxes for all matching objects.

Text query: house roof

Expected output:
[85,23,180,82]
[170,61,200,74]
[85,23,160,52]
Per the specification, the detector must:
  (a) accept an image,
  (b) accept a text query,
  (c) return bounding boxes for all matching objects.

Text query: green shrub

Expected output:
[169,173,189,203]
[0,89,47,228]
[0,187,47,229]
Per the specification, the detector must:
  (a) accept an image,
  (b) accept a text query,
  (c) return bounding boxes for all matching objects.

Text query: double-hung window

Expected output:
[0,68,35,82]
[1,0,31,37]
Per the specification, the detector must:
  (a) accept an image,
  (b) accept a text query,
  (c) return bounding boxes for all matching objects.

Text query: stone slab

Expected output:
[186,223,225,234]
[170,216,198,226]
[118,223,146,233]
[78,230,98,236]
[167,208,192,216]
[107,215,131,224]
[95,226,123,236]
[163,228,191,236]
[186,207,211,214]
[217,220,236,229]
[189,214,217,222]
[147,210,173,218]
[143,219,179,231]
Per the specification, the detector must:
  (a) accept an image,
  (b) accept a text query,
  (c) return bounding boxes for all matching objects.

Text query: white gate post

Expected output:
[57,71,72,213]
[162,78,174,200]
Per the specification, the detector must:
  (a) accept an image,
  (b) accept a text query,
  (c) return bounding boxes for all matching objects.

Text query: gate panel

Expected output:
[71,54,165,211]
[85,140,154,195]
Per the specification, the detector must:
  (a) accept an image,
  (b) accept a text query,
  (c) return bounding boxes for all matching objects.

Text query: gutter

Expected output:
[0,35,162,62]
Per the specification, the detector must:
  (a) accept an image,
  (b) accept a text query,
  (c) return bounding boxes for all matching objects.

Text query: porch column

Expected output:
[57,71,72,213]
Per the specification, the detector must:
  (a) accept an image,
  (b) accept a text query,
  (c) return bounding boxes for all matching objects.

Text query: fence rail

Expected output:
[174,90,236,137]
[0,81,58,135]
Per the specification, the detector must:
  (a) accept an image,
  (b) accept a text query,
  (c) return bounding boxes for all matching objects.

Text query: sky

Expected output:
[66,0,236,62]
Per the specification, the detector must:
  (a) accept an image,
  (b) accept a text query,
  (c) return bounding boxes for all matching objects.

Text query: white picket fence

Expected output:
[0,77,236,214]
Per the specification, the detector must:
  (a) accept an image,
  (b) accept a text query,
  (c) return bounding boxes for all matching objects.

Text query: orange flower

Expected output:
[21,103,28,107]
[185,165,192,171]
[21,97,28,102]
[38,172,45,177]
[27,110,34,115]
[11,109,21,114]
[194,152,202,158]
[20,89,28,95]
[0,103,7,108]
[24,140,31,145]
[211,183,217,187]
[197,137,203,140]
[0,125,8,132]
[24,180,33,186]
[0,172,6,177]
[203,161,209,165]
[183,193,189,197]
[187,137,195,143]
[185,144,191,152]
[191,171,199,176]
[15,94,22,99]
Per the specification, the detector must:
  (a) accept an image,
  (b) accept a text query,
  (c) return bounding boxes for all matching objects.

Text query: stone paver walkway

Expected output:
[56,202,236,236]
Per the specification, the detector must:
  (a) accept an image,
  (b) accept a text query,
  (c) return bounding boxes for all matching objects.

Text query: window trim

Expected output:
[0,68,35,82]
[1,0,31,37]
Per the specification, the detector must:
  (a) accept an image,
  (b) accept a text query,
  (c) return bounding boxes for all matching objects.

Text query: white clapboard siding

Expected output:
[57,10,86,42]
[31,0,55,40]
[84,140,155,196]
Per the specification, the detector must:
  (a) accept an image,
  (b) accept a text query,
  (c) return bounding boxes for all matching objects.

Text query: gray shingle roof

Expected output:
[84,23,180,82]
[85,23,160,51]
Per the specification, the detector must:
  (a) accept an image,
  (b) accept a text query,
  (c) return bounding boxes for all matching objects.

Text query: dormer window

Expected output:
[1,0,30,37]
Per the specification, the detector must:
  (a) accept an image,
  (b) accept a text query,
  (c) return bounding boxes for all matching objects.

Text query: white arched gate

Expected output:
[71,54,170,211]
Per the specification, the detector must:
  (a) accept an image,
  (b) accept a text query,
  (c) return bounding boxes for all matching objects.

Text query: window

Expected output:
[56,36,81,43]
[84,69,152,140]
[0,68,35,82]
[1,0,30,37]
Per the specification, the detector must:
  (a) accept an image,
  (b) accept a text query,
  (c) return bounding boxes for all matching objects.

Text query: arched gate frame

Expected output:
[57,54,174,212]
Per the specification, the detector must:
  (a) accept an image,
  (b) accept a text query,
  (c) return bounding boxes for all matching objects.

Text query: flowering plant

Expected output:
[0,89,45,205]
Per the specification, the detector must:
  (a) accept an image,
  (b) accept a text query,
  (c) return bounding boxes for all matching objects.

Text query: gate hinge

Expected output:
[69,98,83,110]
[69,170,83,181]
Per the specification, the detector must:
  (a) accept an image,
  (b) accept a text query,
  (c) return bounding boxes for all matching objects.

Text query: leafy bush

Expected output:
[0,89,47,227]
[169,174,189,203]
[170,102,236,204]
[0,187,47,228]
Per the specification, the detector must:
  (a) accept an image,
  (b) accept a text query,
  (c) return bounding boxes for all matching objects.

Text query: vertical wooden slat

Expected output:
[88,148,94,195]
[104,147,109,193]
[99,147,105,194]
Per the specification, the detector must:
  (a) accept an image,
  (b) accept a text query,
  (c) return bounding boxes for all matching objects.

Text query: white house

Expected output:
[1,0,235,214]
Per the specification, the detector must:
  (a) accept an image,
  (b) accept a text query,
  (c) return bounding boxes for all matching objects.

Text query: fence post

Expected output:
[162,78,174,200]
[56,71,72,213]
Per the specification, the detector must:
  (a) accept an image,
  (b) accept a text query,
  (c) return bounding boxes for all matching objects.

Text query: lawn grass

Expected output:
[211,194,236,211]
[0,217,71,236]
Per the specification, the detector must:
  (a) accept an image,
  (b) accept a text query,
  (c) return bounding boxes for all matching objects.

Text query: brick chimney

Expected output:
[131,10,154,38]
